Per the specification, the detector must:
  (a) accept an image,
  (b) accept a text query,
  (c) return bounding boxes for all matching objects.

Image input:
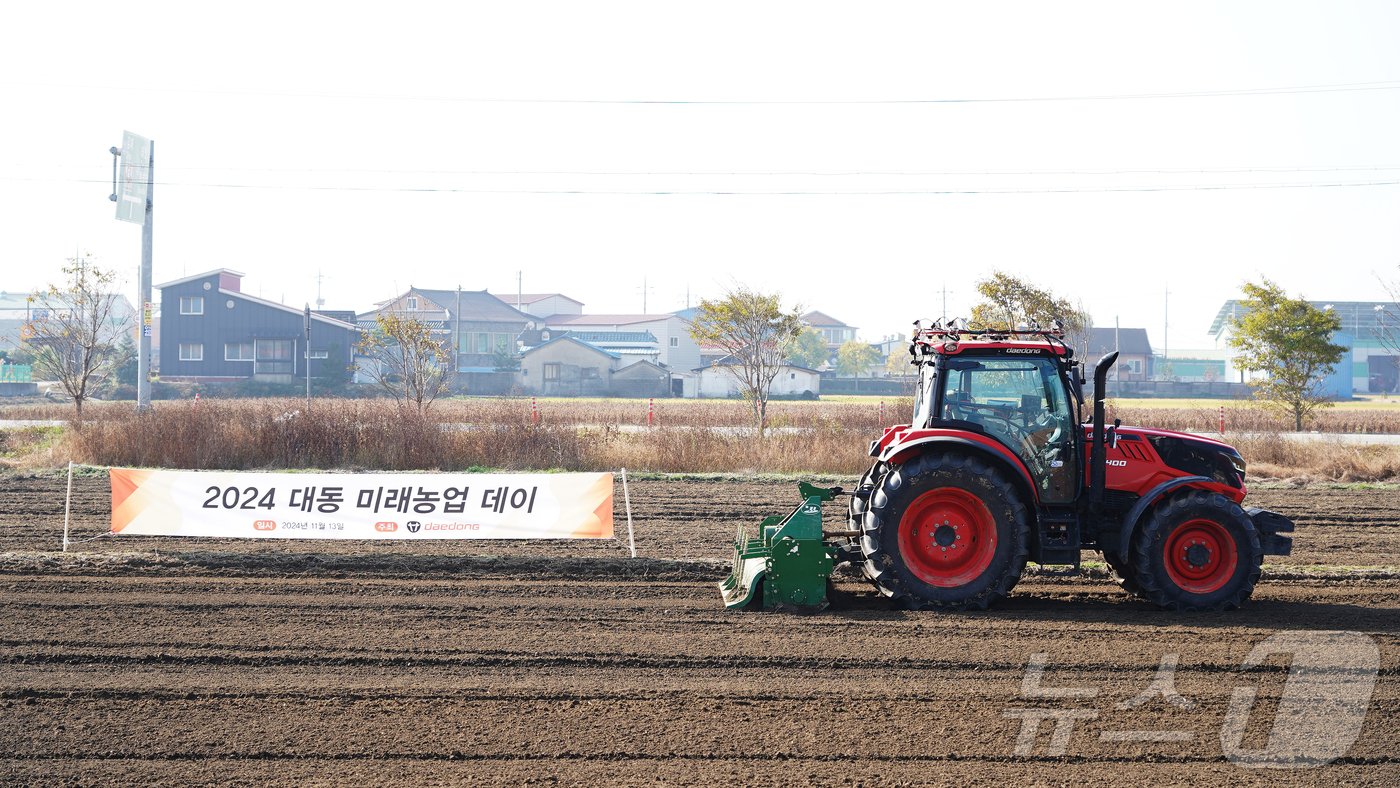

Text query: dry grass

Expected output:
[4,395,1397,481]
[1228,433,1400,483]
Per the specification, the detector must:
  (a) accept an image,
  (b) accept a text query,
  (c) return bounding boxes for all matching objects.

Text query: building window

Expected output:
[1123,359,1143,375]
[669,336,679,347]
[179,296,204,315]
[582,367,600,380]
[543,363,561,381]
[254,339,295,375]
[476,332,490,353]
[225,342,254,361]
[406,297,419,310]
[494,333,511,353]
[179,343,203,361]
[304,350,329,359]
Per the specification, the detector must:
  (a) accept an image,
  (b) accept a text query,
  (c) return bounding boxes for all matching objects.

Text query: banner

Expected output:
[110,469,613,540]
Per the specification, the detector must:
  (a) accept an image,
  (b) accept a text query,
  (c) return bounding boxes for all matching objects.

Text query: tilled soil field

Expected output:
[2,472,1399,786]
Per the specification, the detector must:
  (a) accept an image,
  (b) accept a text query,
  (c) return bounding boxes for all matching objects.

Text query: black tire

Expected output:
[847,462,885,581]
[1130,490,1263,612]
[860,451,1029,610]
[1102,551,1145,598]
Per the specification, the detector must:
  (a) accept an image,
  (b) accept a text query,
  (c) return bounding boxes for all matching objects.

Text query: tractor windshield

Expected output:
[940,356,1078,503]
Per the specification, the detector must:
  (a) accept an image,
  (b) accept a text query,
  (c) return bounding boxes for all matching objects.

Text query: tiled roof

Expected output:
[544,314,667,326]
[802,310,851,328]
[1087,327,1153,356]
[402,288,535,322]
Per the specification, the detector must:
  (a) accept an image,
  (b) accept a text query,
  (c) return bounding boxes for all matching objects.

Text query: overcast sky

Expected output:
[3,1,1398,353]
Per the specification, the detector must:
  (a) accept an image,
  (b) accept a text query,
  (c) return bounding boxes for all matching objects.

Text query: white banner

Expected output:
[110,468,613,540]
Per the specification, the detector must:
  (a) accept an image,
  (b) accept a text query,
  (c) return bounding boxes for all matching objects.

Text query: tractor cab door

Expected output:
[942,357,1079,504]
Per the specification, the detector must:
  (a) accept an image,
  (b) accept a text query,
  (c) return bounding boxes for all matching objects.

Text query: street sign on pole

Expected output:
[115,131,151,224]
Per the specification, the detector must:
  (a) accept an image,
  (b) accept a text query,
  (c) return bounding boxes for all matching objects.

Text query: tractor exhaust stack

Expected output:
[1090,351,1119,508]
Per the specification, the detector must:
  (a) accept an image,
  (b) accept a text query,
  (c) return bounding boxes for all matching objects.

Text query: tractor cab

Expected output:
[911,336,1081,504]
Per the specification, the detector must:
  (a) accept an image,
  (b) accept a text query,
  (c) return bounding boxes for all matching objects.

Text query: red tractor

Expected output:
[720,323,1293,613]
[842,323,1293,611]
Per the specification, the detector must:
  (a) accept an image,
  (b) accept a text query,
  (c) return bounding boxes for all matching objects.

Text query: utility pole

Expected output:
[455,285,462,391]
[110,132,154,411]
[516,271,522,311]
[1163,284,1169,378]
[1114,316,1121,397]
[303,303,312,409]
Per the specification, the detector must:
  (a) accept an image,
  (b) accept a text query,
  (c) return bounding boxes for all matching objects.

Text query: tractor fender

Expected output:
[883,435,1039,507]
[1115,475,1213,562]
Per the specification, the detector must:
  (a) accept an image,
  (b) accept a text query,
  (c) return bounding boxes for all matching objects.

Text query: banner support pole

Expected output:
[620,467,636,558]
[63,461,74,552]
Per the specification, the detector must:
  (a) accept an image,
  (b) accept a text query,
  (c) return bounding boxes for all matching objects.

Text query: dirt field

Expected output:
[2,473,1399,785]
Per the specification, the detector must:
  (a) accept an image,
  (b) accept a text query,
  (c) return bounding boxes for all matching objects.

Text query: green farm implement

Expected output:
[719,482,847,610]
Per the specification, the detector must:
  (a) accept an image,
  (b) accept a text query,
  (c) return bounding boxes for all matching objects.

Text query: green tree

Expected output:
[689,287,805,435]
[114,336,138,387]
[969,271,1091,345]
[787,328,830,370]
[355,313,452,412]
[885,343,913,378]
[1228,279,1346,430]
[25,255,131,416]
[836,340,880,377]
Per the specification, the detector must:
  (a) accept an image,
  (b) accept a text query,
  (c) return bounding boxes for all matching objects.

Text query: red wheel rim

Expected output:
[1163,518,1238,594]
[897,487,998,587]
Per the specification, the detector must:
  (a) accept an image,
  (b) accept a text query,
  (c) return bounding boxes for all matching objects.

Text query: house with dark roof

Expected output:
[359,287,537,393]
[1085,327,1154,382]
[802,310,857,351]
[157,269,357,384]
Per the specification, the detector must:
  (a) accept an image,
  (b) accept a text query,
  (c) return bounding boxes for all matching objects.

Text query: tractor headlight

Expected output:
[1226,452,1246,483]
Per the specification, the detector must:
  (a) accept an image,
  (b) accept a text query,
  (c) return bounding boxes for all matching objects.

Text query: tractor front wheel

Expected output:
[860,452,1029,610]
[1130,490,1262,611]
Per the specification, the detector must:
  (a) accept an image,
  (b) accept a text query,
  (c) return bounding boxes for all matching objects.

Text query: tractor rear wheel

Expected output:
[1130,490,1262,611]
[860,452,1029,610]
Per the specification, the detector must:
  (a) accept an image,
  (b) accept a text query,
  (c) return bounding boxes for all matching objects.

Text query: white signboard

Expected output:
[115,130,151,223]
[111,468,614,540]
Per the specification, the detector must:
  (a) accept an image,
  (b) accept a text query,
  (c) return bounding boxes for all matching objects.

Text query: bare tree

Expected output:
[689,287,805,435]
[355,313,452,412]
[25,255,131,416]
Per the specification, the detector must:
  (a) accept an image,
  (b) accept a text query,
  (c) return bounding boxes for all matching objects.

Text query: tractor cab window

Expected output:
[941,357,1077,503]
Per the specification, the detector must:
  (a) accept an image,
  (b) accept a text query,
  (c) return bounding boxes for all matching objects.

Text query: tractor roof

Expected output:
[912,327,1071,358]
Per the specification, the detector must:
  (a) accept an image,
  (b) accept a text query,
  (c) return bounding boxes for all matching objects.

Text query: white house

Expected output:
[695,359,821,399]
[494,293,583,319]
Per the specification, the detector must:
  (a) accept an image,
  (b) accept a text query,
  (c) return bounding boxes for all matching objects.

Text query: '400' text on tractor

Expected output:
[721,323,1294,612]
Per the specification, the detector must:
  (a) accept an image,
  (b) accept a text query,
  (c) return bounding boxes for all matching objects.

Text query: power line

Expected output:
[38,163,1400,178]
[8,175,1400,195]
[7,78,1400,105]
